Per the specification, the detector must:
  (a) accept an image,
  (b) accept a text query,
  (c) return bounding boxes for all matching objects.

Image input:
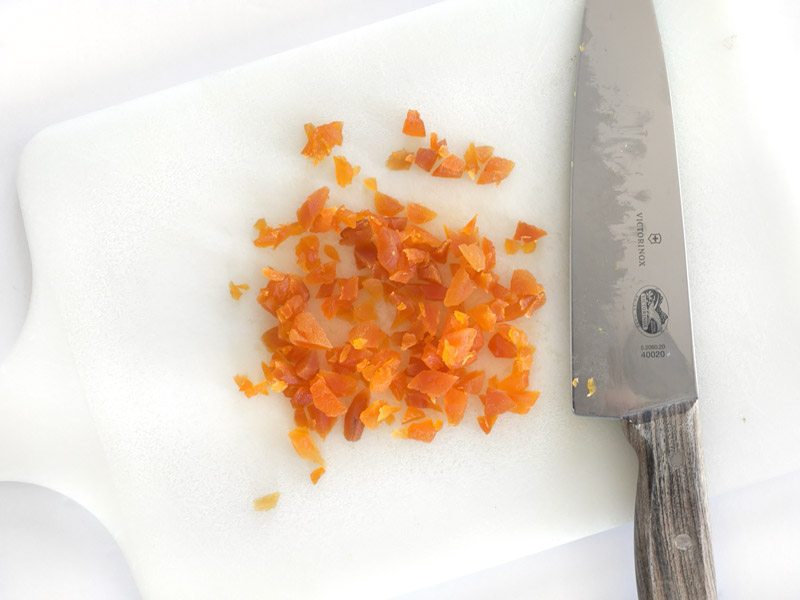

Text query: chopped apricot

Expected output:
[402,406,426,423]
[510,269,543,298]
[320,370,358,397]
[475,146,494,163]
[386,150,414,170]
[307,405,336,438]
[253,492,280,511]
[394,418,442,442]
[415,147,438,172]
[301,121,343,164]
[297,187,329,230]
[458,243,486,272]
[359,351,402,393]
[374,224,401,273]
[504,239,520,255]
[360,400,386,429]
[338,276,360,302]
[488,333,517,358]
[402,109,426,137]
[408,369,459,398]
[513,221,548,243]
[400,332,418,350]
[234,374,268,398]
[310,207,336,233]
[374,191,404,216]
[288,312,333,350]
[482,238,496,270]
[477,157,515,185]
[389,372,408,402]
[324,244,340,262]
[378,404,401,423]
[348,322,386,350]
[443,388,468,425]
[288,427,325,466]
[229,281,250,300]
[429,132,447,153]
[477,414,498,434]
[468,304,497,331]
[493,369,529,393]
[457,370,485,394]
[310,467,325,484]
[362,277,383,298]
[419,300,441,337]
[344,390,370,441]
[464,143,479,180]
[404,388,434,409]
[352,299,377,321]
[333,156,360,187]
[253,219,302,249]
[402,248,429,266]
[510,390,540,414]
[294,407,309,427]
[481,388,516,417]
[310,374,347,417]
[439,328,478,369]
[444,267,476,307]
[421,342,446,371]
[363,177,378,191]
[295,235,321,273]
[304,260,337,286]
[432,154,466,178]
[406,202,437,224]
[465,144,493,177]
[294,352,320,380]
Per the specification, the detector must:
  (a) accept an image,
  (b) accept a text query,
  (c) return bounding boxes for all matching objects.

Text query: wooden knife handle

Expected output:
[623,400,717,599]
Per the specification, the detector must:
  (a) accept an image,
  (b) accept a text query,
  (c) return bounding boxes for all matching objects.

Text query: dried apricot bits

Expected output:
[464,143,494,179]
[477,157,515,185]
[407,202,437,225]
[333,156,360,187]
[238,183,545,478]
[229,281,249,300]
[397,110,514,185]
[289,427,325,466]
[505,221,548,254]
[394,418,443,442]
[386,150,414,171]
[402,109,426,137]
[514,221,547,243]
[432,154,466,178]
[301,121,343,164]
[253,492,280,511]
[310,466,326,484]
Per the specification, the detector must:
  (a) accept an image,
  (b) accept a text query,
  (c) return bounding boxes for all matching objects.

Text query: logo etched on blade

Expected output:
[633,286,669,337]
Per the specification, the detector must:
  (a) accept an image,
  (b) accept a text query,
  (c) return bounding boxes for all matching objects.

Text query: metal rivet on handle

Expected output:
[674,533,693,551]
[668,450,683,470]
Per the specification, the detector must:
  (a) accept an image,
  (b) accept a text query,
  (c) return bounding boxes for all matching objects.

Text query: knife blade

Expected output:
[570,0,717,597]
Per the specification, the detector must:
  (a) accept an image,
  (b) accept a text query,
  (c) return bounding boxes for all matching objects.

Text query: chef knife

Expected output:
[570,0,717,598]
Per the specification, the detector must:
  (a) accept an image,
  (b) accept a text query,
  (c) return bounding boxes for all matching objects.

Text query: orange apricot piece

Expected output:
[402,109,426,137]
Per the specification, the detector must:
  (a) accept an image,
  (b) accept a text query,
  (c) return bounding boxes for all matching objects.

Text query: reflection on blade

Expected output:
[570,0,696,417]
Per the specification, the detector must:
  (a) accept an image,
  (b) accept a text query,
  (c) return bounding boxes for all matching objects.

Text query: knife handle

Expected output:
[623,400,717,600]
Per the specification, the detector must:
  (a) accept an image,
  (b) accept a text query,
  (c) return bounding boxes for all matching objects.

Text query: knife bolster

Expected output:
[623,400,717,599]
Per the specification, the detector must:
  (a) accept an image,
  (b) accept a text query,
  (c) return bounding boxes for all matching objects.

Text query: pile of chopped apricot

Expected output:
[236,195,546,480]
[390,110,516,185]
[235,115,546,488]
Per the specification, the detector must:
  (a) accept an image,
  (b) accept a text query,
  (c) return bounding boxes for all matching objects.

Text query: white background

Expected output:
[0,0,798,598]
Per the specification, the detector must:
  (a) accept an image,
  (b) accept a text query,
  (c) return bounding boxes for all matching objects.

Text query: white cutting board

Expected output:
[1,0,799,598]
